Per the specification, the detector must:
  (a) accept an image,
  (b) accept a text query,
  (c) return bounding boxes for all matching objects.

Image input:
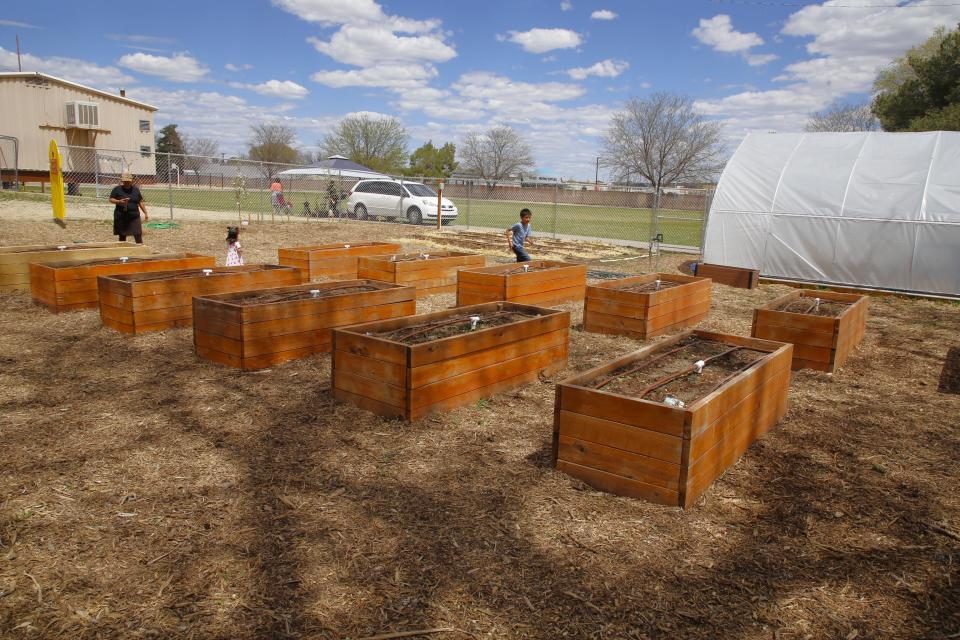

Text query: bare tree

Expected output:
[805,101,879,132]
[248,123,300,179]
[184,135,220,159]
[457,126,534,188]
[320,114,409,174]
[601,92,724,189]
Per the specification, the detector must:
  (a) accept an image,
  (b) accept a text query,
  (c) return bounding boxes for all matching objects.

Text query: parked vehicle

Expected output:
[347,179,458,225]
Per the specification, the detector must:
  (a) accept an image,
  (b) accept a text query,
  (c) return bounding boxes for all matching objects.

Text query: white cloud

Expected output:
[0,19,40,28]
[560,1,572,10]
[691,14,777,66]
[500,28,583,54]
[225,63,253,72]
[271,0,386,25]
[308,24,455,67]
[0,46,135,88]
[117,52,209,82]
[692,14,763,52]
[566,59,628,80]
[696,1,960,137]
[745,53,778,67]
[590,10,618,20]
[454,71,585,104]
[229,79,309,99]
[311,64,438,89]
[106,34,176,45]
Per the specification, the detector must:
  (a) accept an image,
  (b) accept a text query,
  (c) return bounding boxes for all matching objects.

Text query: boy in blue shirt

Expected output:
[506,208,533,262]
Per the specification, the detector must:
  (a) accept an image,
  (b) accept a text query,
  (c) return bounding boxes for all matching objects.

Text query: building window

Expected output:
[140,145,151,157]
[139,120,150,133]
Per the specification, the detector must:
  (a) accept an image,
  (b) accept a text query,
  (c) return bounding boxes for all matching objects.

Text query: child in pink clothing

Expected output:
[226,226,244,266]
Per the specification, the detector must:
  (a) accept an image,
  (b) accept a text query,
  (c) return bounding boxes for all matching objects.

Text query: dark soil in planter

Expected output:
[613,279,685,294]
[230,284,381,305]
[591,336,767,404]
[377,310,539,344]
[776,297,851,317]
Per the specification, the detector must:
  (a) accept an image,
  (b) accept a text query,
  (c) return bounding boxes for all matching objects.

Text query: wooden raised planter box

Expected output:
[1,242,150,292]
[695,263,759,289]
[193,280,416,370]
[332,302,570,420]
[98,264,305,334]
[30,253,214,312]
[584,273,712,340]
[752,289,867,372]
[552,329,792,508]
[456,260,587,307]
[278,242,402,280]
[358,251,485,298]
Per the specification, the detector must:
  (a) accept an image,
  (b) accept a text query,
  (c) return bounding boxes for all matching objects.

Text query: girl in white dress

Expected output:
[226,226,244,266]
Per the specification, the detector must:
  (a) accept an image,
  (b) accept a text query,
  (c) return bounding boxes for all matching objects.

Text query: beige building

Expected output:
[0,71,157,183]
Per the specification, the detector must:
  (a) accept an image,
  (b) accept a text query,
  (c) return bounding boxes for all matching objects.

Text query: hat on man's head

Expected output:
[121,171,133,181]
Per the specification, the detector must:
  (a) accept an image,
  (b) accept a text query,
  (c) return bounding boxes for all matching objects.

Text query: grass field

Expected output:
[4,186,706,248]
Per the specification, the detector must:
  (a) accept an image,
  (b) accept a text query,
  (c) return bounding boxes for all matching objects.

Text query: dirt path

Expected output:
[0,218,958,639]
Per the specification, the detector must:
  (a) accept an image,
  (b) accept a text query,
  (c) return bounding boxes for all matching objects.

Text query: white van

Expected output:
[347,179,458,225]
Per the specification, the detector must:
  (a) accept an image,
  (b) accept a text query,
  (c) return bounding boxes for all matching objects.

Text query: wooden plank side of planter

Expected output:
[98,266,303,333]
[30,254,214,312]
[410,327,568,387]
[556,435,681,491]
[280,242,403,279]
[1,243,152,292]
[408,364,564,421]
[683,363,791,507]
[409,341,567,411]
[409,309,569,367]
[559,385,686,437]
[753,289,866,373]
[584,275,711,340]
[695,263,759,289]
[555,460,680,506]
[556,409,683,464]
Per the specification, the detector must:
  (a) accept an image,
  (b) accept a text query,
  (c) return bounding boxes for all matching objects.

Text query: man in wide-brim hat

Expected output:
[108,171,149,243]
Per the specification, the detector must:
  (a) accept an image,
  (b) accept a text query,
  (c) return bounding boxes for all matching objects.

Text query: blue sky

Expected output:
[1,0,958,178]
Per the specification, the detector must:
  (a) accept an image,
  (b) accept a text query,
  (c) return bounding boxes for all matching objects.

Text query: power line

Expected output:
[710,1,960,6]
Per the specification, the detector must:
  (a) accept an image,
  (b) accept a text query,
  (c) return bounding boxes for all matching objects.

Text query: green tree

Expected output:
[320,114,409,174]
[407,140,458,178]
[872,23,960,131]
[874,26,950,94]
[155,124,185,155]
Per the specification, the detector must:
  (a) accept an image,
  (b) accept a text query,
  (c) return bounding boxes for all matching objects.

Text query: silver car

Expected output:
[347,179,458,225]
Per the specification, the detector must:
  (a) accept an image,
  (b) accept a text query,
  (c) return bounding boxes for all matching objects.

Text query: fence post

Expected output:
[466,181,471,229]
[167,152,174,220]
[552,184,558,239]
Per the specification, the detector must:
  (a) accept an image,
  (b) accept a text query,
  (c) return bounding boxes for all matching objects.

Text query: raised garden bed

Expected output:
[0,242,150,292]
[357,251,485,298]
[332,302,570,420]
[752,289,867,372]
[695,263,759,289]
[97,265,305,334]
[278,242,401,280]
[30,253,214,313]
[456,260,587,307]
[193,280,416,370]
[552,329,792,508]
[583,273,712,340]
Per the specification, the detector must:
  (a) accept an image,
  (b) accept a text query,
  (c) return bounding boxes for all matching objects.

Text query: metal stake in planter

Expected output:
[650,233,664,272]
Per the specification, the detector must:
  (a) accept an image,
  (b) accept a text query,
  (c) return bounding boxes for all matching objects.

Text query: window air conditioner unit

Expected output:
[65,101,100,129]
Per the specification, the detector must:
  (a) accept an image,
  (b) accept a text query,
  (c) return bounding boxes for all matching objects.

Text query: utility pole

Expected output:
[595,157,599,191]
[16,35,22,71]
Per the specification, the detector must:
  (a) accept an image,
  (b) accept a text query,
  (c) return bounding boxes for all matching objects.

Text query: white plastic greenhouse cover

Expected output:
[703,131,960,297]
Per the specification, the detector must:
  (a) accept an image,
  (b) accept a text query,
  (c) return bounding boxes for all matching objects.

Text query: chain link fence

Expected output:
[4,145,711,252]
